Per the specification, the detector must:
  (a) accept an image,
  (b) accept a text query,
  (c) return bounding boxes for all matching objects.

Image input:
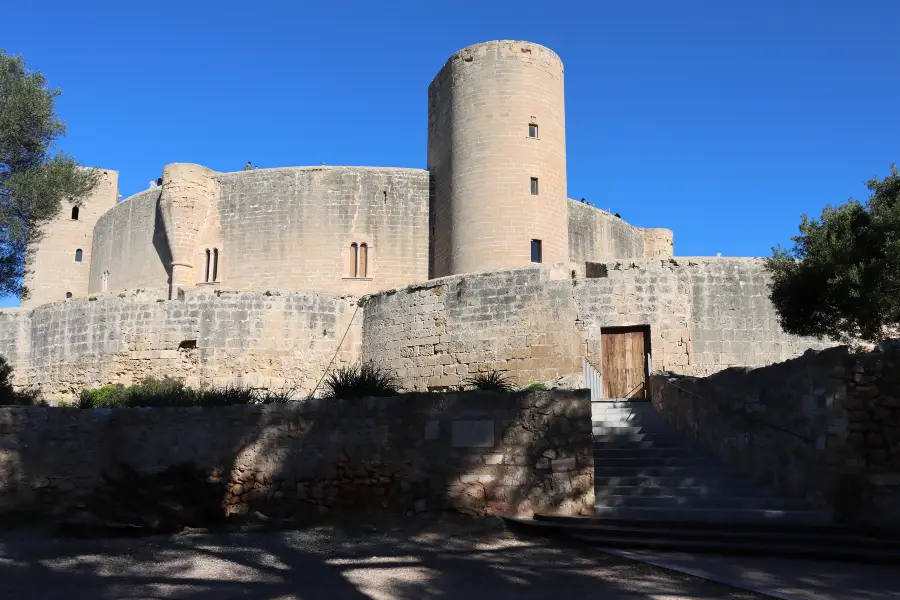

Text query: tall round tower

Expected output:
[428,40,567,277]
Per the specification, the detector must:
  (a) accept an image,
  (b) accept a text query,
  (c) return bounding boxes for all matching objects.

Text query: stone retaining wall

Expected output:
[0,390,594,518]
[651,346,900,527]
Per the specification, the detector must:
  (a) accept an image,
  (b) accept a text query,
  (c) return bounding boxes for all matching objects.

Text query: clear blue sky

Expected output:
[5,1,899,265]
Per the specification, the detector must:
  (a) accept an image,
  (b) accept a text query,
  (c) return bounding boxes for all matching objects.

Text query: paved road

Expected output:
[605,549,900,600]
[0,518,765,600]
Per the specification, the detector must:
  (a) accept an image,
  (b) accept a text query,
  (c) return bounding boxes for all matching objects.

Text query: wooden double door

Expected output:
[601,326,650,399]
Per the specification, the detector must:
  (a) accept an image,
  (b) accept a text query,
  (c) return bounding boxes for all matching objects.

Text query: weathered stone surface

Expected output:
[652,346,900,528]
[0,390,593,519]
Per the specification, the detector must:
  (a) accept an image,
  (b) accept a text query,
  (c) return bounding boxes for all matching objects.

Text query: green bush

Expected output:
[77,377,260,408]
[463,370,514,393]
[520,382,549,392]
[322,362,400,399]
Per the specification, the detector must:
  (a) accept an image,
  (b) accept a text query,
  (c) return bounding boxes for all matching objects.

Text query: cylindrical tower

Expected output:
[428,40,567,277]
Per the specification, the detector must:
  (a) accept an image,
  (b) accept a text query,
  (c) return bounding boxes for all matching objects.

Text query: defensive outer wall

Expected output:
[0,260,827,401]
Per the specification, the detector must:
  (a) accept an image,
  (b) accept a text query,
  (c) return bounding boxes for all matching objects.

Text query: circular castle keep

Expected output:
[3,40,834,402]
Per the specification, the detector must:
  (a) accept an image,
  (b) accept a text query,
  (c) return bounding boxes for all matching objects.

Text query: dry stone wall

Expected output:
[2,288,359,400]
[0,391,594,519]
[651,346,900,528]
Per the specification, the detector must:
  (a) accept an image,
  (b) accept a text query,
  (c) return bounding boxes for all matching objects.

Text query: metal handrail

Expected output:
[657,376,813,444]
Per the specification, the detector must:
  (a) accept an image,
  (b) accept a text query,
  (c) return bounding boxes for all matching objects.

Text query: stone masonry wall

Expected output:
[215,167,429,296]
[651,346,900,528]
[574,258,831,376]
[2,288,359,401]
[89,188,169,294]
[0,391,594,519]
[22,170,119,308]
[360,265,583,391]
[567,200,646,262]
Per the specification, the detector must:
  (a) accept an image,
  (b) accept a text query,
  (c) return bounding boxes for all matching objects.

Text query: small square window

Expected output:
[531,239,542,263]
[530,177,539,195]
[528,123,538,138]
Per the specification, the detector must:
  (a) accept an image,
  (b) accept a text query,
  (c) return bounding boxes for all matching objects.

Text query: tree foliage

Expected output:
[765,165,900,343]
[0,50,99,299]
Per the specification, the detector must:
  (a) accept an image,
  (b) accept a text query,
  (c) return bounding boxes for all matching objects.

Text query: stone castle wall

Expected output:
[567,200,648,262]
[0,391,594,519]
[22,170,119,308]
[360,259,829,392]
[213,167,429,295]
[89,188,169,294]
[0,288,360,400]
[361,265,583,391]
[0,260,829,400]
[651,346,900,527]
[86,166,430,299]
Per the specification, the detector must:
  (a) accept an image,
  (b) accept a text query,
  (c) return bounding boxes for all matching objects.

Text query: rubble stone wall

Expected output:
[651,346,900,527]
[0,391,594,518]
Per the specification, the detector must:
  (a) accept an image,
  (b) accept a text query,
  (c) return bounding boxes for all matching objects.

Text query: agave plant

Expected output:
[322,361,400,399]
[463,370,514,392]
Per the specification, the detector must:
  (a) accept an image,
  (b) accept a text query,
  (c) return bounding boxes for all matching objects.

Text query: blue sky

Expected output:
[4,1,899,286]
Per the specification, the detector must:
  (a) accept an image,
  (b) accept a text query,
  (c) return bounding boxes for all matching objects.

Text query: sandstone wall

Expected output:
[361,260,829,393]
[22,170,119,307]
[574,258,830,376]
[0,391,594,519]
[567,200,646,262]
[361,265,582,391]
[213,167,429,295]
[5,288,359,400]
[651,346,900,528]
[89,188,169,294]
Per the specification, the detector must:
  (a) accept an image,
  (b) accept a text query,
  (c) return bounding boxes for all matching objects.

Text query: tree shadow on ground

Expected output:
[0,516,769,599]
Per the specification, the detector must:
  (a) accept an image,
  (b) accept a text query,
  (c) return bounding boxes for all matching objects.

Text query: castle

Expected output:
[0,41,828,400]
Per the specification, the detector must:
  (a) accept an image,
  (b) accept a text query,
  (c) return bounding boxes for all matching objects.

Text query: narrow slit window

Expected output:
[205,249,211,282]
[349,243,358,277]
[358,244,368,278]
[530,177,539,195]
[74,248,83,262]
[528,123,538,138]
[531,239,542,263]
[71,206,79,220]
[212,248,219,282]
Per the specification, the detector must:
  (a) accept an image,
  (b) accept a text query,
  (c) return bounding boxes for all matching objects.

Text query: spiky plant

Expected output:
[464,370,514,392]
[322,361,400,399]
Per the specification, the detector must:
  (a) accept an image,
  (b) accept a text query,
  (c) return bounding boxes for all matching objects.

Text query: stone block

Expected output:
[424,420,440,441]
[451,420,494,448]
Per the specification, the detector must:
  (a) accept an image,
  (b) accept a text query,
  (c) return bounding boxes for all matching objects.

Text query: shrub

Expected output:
[464,370,514,393]
[322,362,400,399]
[0,355,44,405]
[520,382,549,392]
[76,377,259,408]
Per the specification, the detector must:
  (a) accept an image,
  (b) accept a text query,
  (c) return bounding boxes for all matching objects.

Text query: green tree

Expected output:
[0,50,99,299]
[765,165,900,343]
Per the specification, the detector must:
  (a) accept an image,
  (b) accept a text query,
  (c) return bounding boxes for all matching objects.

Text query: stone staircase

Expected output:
[590,400,828,524]
[505,399,900,561]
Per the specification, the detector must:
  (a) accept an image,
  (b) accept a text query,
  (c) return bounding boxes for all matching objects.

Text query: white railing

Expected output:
[583,357,603,402]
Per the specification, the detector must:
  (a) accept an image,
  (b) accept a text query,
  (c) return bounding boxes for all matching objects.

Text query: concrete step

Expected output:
[592,506,831,525]
[595,475,763,488]
[593,457,723,468]
[592,448,701,459]
[595,485,775,498]
[505,516,900,562]
[594,466,736,477]
[593,494,810,510]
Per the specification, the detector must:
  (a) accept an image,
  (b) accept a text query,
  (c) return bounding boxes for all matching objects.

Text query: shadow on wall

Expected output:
[152,193,173,297]
[0,390,594,525]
